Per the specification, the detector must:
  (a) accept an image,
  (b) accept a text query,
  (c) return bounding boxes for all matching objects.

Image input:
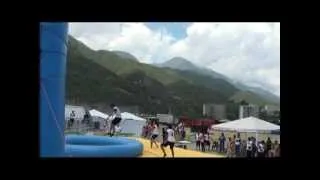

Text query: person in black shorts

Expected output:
[150,120,159,148]
[69,110,75,129]
[109,104,122,137]
[161,125,175,158]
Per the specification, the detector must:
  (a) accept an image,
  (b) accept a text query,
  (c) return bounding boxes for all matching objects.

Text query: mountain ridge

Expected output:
[157,57,280,105]
[66,36,279,118]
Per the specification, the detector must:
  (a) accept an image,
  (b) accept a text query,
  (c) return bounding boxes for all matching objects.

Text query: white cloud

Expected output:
[69,22,280,96]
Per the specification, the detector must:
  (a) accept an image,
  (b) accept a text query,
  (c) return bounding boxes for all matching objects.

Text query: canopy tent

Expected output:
[217,119,230,123]
[212,116,280,132]
[89,109,109,130]
[121,112,146,121]
[119,112,146,137]
[212,117,280,144]
[89,109,109,120]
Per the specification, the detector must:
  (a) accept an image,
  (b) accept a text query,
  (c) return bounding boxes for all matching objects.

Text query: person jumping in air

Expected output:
[160,124,175,158]
[109,104,122,137]
[150,120,159,148]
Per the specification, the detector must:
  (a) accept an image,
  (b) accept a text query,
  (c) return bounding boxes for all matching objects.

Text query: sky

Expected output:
[69,22,280,96]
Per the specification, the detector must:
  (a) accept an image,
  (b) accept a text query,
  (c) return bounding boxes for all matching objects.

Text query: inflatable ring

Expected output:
[64,135,143,157]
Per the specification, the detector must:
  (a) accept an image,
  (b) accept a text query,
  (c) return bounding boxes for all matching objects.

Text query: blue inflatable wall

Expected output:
[40,23,68,157]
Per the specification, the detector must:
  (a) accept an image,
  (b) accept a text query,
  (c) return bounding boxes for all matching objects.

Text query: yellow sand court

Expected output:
[134,138,225,158]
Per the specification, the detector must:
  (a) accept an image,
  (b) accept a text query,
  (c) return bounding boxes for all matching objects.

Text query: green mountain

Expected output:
[66,35,278,117]
[158,58,280,105]
[112,51,138,62]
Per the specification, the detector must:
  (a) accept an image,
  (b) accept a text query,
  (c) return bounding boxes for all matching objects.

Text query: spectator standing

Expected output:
[274,140,280,157]
[195,131,200,151]
[252,137,257,157]
[235,133,241,157]
[69,110,75,129]
[246,137,253,158]
[226,137,233,157]
[219,133,226,153]
[257,141,265,157]
[199,132,205,152]
[266,137,272,157]
[241,140,247,157]
[162,127,166,143]
[204,133,210,151]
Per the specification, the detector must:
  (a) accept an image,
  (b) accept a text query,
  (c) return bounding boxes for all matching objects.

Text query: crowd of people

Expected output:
[141,120,187,158]
[195,131,280,157]
[142,121,186,141]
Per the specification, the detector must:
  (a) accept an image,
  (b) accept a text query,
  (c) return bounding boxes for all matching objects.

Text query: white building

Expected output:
[263,105,280,115]
[239,104,260,119]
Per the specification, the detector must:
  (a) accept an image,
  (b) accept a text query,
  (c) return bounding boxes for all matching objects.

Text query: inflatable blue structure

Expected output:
[40,22,143,157]
[65,135,143,157]
[40,22,68,157]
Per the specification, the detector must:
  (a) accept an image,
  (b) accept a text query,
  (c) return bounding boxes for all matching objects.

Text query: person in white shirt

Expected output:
[160,125,175,158]
[109,104,122,137]
[195,131,200,151]
[257,141,265,157]
[150,121,159,148]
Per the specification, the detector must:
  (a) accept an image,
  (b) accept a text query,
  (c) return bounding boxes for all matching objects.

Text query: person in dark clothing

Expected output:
[235,133,241,157]
[251,137,257,157]
[219,133,226,153]
[162,127,166,143]
[199,132,205,152]
[82,111,90,125]
[181,130,186,140]
[69,110,75,129]
[246,137,253,158]
[266,137,272,157]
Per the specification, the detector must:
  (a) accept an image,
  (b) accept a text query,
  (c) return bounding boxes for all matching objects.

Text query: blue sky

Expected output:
[145,22,189,40]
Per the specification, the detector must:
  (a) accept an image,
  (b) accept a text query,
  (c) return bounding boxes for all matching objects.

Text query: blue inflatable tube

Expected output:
[65,135,143,157]
[40,22,68,157]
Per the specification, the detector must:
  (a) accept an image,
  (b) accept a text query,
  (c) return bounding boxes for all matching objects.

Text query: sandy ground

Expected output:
[133,138,225,158]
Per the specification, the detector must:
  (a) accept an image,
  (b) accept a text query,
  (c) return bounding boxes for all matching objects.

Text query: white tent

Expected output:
[89,109,109,130]
[119,112,146,137]
[212,116,280,144]
[89,109,109,120]
[212,116,280,132]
